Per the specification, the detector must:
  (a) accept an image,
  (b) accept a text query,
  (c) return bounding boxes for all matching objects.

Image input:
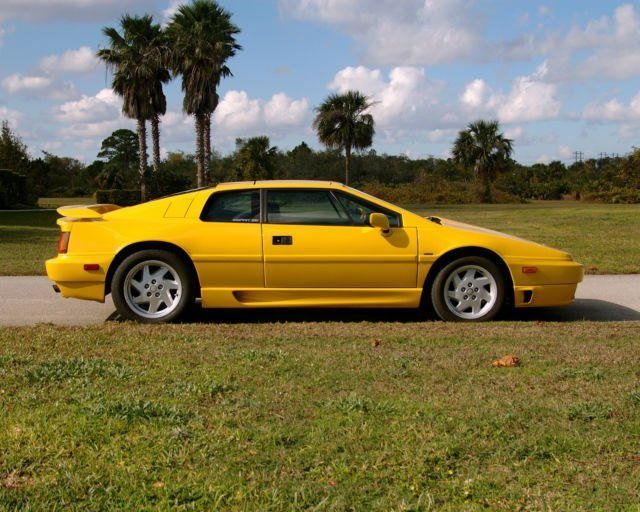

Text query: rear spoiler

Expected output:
[55,204,122,228]
[56,204,121,219]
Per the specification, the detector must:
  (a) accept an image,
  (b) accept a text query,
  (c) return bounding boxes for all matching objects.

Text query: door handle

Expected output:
[272,235,293,245]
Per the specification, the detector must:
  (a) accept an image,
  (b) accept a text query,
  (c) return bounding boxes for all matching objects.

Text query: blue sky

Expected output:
[1,1,640,164]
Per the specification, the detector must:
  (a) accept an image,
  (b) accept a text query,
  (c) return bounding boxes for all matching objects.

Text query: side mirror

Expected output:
[368,212,390,234]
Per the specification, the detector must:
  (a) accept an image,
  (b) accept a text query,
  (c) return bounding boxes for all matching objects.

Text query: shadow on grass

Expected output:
[113,297,639,325]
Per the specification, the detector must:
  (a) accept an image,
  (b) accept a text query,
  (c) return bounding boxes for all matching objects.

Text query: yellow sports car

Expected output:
[46,180,583,323]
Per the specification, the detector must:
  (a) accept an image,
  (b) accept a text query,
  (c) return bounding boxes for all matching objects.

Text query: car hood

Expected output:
[424,216,573,260]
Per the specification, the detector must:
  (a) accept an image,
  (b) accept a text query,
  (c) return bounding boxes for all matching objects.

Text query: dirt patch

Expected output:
[1,471,33,489]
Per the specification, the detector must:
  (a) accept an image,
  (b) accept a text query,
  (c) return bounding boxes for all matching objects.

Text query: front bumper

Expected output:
[508,259,584,308]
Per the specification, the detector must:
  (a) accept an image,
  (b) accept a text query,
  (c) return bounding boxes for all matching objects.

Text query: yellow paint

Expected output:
[46,180,584,310]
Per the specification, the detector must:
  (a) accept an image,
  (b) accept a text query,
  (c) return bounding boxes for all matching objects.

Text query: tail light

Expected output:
[58,232,70,254]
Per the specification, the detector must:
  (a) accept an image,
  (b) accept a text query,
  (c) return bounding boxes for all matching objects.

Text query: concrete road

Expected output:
[0,275,639,326]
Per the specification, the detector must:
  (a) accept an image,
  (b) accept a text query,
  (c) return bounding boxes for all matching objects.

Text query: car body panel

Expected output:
[46,180,583,311]
[262,224,418,288]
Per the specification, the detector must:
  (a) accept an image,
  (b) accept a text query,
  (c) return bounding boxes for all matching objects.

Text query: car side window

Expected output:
[201,190,260,223]
[334,192,401,227]
[266,190,350,225]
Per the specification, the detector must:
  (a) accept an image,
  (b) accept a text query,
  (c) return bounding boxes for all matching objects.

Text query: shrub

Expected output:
[0,168,33,208]
[95,189,140,206]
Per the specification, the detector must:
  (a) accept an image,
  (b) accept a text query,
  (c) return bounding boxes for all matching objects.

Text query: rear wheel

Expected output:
[431,256,505,322]
[112,250,194,323]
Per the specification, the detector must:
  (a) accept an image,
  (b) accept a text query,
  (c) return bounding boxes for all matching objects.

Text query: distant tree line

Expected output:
[1,118,639,209]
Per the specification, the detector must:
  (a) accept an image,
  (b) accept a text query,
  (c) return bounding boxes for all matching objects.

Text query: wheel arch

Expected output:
[105,241,201,297]
[421,246,514,310]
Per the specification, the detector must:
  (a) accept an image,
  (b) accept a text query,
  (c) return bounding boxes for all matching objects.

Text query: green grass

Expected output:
[1,322,639,510]
[37,197,94,208]
[0,210,58,275]
[1,201,639,275]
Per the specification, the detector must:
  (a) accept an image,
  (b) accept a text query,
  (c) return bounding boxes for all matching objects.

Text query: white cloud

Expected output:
[2,74,52,93]
[0,105,22,126]
[213,91,262,132]
[582,91,640,122]
[328,65,443,126]
[461,79,490,109]
[496,63,561,123]
[504,126,524,140]
[212,90,310,136]
[426,129,455,143]
[282,0,483,65]
[460,64,561,124]
[264,93,309,127]
[54,88,120,124]
[1,73,77,100]
[558,145,572,159]
[38,46,98,74]
[0,1,157,23]
[163,0,182,22]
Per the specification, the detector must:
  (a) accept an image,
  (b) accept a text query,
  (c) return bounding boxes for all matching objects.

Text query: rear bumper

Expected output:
[46,254,112,303]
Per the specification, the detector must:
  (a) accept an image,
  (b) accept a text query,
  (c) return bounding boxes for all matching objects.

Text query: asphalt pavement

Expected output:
[0,275,639,326]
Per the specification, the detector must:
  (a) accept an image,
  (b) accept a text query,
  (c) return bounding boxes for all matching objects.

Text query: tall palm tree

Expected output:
[313,90,375,186]
[149,41,171,175]
[166,0,241,187]
[452,120,513,203]
[97,14,169,200]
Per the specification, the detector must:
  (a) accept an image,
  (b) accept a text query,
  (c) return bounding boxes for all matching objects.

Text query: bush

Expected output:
[581,187,640,204]
[147,168,193,199]
[361,176,522,205]
[0,168,33,208]
[95,189,141,206]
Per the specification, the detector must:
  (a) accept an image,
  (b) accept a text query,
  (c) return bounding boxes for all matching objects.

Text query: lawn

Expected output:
[1,321,639,510]
[1,200,639,275]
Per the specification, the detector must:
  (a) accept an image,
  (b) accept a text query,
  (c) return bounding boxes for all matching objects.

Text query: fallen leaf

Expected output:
[492,354,520,367]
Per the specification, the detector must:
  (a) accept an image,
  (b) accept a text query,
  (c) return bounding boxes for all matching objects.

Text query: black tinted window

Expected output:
[201,190,260,223]
[334,192,401,227]
[266,190,350,225]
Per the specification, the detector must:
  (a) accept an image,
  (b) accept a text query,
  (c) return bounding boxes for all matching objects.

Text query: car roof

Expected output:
[212,180,345,190]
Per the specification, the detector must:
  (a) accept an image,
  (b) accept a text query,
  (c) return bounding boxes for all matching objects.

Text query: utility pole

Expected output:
[574,151,583,163]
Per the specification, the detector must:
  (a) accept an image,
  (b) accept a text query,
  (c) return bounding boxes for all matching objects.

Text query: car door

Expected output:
[189,189,264,291]
[262,188,418,288]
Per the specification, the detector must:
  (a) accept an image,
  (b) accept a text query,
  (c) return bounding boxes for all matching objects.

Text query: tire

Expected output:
[111,250,195,323]
[431,256,505,322]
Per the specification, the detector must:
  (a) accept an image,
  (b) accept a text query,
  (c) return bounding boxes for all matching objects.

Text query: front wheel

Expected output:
[111,250,194,323]
[431,256,505,322]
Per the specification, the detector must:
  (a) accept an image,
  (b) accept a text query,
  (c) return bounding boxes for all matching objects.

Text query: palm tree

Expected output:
[149,40,171,175]
[166,0,241,187]
[452,120,513,203]
[234,136,278,180]
[313,90,375,186]
[97,14,169,201]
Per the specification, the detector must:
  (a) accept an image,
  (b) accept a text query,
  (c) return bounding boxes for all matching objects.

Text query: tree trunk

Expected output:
[151,115,161,174]
[344,143,351,186]
[195,114,205,188]
[136,118,148,202]
[204,112,211,185]
[481,170,493,203]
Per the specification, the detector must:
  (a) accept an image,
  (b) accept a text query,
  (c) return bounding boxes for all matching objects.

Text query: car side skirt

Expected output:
[201,288,424,308]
